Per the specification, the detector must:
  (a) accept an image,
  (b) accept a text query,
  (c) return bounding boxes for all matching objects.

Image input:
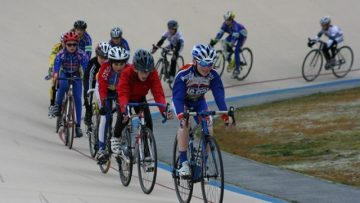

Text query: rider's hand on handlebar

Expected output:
[162,110,174,120]
[307,41,315,48]
[122,113,130,124]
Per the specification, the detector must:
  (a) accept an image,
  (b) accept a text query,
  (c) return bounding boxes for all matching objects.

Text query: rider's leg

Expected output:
[73,80,83,128]
[330,41,338,59]
[169,51,179,81]
[98,99,111,151]
[55,73,69,115]
[225,36,233,62]
[50,79,56,106]
[322,43,331,62]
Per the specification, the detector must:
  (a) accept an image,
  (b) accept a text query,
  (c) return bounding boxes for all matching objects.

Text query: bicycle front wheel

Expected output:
[302,49,323,82]
[201,137,224,203]
[88,107,99,157]
[172,136,193,203]
[332,46,354,78]
[155,59,165,81]
[137,127,157,194]
[67,97,75,149]
[214,50,225,77]
[237,47,253,81]
[117,128,133,186]
[168,56,184,90]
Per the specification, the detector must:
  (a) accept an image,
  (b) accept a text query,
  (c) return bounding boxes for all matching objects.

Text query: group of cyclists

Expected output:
[45,11,343,178]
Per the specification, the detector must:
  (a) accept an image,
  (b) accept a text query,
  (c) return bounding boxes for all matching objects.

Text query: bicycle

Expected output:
[96,96,118,174]
[85,88,100,158]
[213,39,253,80]
[153,45,184,90]
[117,102,169,194]
[172,107,236,203]
[55,77,82,149]
[302,38,354,82]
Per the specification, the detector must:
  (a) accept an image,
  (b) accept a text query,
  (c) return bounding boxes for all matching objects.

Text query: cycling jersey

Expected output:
[172,64,227,119]
[215,20,247,44]
[109,38,130,51]
[53,49,88,75]
[78,31,92,58]
[49,43,63,70]
[156,31,184,53]
[117,65,166,113]
[316,25,344,47]
[83,57,101,94]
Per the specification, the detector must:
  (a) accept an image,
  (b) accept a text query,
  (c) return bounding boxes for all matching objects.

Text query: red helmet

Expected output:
[63,32,79,43]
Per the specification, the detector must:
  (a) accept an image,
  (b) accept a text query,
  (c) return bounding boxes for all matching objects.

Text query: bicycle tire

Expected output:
[67,97,75,149]
[201,137,224,203]
[155,59,164,81]
[214,50,225,77]
[137,127,157,194]
[88,112,99,158]
[172,136,193,203]
[118,128,133,186]
[302,49,323,82]
[236,47,253,81]
[332,46,354,78]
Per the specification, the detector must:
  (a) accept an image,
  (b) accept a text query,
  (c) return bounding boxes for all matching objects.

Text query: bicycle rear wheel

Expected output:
[237,47,253,81]
[118,128,133,186]
[302,49,323,82]
[201,137,224,203]
[172,136,193,203]
[137,127,157,194]
[332,46,354,78]
[214,50,225,77]
[67,97,75,149]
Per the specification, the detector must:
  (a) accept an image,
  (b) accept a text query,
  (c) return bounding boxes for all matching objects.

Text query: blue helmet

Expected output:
[192,44,216,65]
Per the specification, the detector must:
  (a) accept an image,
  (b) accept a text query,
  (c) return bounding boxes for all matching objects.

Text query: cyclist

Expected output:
[46,33,65,118]
[53,32,89,138]
[210,11,247,78]
[172,44,230,177]
[109,27,130,51]
[73,20,92,59]
[111,49,171,155]
[151,20,184,83]
[96,47,130,162]
[308,16,344,69]
[83,42,111,126]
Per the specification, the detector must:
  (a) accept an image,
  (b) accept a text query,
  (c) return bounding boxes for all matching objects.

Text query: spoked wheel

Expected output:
[155,59,165,81]
[332,46,354,78]
[67,99,75,149]
[168,56,184,90]
[201,137,224,203]
[172,136,193,203]
[302,49,323,82]
[214,50,225,77]
[237,47,253,81]
[88,114,99,158]
[99,135,111,174]
[118,128,133,186]
[137,127,157,194]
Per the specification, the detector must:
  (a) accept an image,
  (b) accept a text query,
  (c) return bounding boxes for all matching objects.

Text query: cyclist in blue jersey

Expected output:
[74,20,92,59]
[172,44,230,177]
[151,20,184,83]
[210,11,247,79]
[109,27,130,51]
[53,32,89,138]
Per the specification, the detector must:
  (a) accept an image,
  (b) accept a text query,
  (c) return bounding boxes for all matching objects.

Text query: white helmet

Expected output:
[110,27,122,38]
[108,46,129,61]
[224,11,235,21]
[95,42,111,58]
[320,16,331,25]
[192,44,216,65]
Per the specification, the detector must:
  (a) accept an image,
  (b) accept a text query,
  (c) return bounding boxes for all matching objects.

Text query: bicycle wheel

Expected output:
[201,137,224,203]
[88,112,99,158]
[214,50,225,77]
[155,59,165,81]
[237,47,253,81]
[67,97,75,149]
[172,136,193,203]
[99,134,111,174]
[168,56,184,90]
[137,127,157,194]
[302,49,323,82]
[117,128,133,186]
[332,46,354,78]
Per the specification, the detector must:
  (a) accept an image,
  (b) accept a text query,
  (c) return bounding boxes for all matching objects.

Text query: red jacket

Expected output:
[117,65,166,113]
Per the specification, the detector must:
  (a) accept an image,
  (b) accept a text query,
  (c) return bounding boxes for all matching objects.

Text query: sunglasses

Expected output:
[112,61,126,66]
[199,60,213,68]
[66,43,78,47]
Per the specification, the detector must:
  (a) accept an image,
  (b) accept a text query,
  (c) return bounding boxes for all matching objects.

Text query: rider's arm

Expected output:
[215,23,227,40]
[149,69,166,113]
[172,73,187,120]
[80,51,89,73]
[117,67,131,113]
[156,36,167,47]
[84,32,92,59]
[315,30,324,40]
[53,53,62,75]
[49,43,61,70]
[122,38,130,51]
[210,71,227,111]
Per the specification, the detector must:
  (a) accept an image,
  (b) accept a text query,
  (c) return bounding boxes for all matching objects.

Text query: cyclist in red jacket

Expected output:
[111,49,171,155]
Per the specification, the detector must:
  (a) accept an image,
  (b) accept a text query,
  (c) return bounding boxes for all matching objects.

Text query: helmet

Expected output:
[60,33,65,42]
[133,49,155,72]
[74,20,87,30]
[110,27,122,38]
[108,46,130,61]
[320,16,331,25]
[224,11,235,21]
[167,20,178,29]
[192,44,216,65]
[95,42,111,58]
[63,32,79,43]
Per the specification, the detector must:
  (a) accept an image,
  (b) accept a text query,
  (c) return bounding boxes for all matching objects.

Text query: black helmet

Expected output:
[167,20,178,29]
[74,20,87,30]
[133,49,154,72]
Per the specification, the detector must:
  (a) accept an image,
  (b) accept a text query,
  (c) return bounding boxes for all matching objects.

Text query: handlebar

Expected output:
[183,106,236,125]
[126,102,170,124]
[57,77,82,81]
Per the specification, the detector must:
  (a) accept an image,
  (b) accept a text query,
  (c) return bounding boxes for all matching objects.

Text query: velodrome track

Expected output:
[0,0,359,202]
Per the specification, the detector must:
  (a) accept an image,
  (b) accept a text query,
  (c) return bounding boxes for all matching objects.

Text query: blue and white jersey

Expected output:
[162,31,184,51]
[53,49,88,75]
[215,20,247,44]
[316,25,344,44]
[172,64,227,117]
[78,31,92,59]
